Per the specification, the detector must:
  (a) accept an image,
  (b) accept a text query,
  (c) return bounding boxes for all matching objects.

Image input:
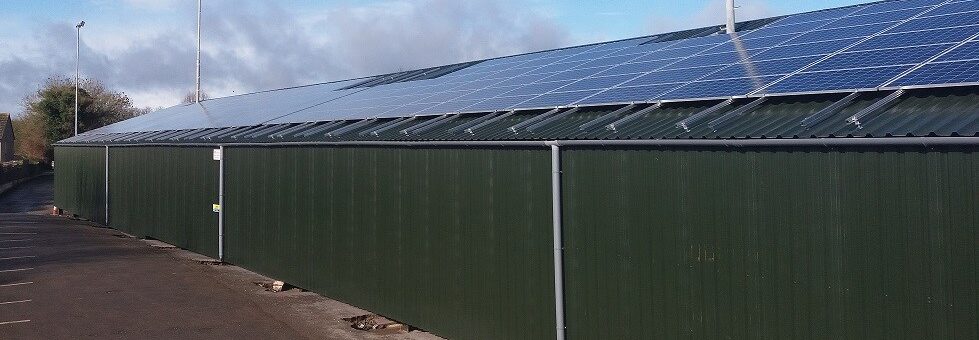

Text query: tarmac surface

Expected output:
[0,175,442,340]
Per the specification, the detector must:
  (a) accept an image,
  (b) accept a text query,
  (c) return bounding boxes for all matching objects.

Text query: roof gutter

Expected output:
[55,137,979,148]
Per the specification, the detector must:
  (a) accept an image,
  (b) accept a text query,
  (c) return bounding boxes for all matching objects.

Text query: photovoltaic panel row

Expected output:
[762,1,979,95]
[94,0,979,134]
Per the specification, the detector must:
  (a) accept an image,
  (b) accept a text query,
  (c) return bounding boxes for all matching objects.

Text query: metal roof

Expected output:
[58,86,979,145]
[63,0,979,145]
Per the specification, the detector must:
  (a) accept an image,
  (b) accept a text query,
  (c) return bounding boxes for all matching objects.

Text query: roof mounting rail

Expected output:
[579,104,637,131]
[241,124,289,139]
[168,128,205,140]
[201,127,240,140]
[800,92,861,129]
[410,114,461,134]
[208,126,252,140]
[182,128,222,140]
[707,96,768,131]
[254,124,298,139]
[360,117,410,136]
[847,89,904,129]
[526,107,580,132]
[465,110,518,134]
[297,121,345,137]
[326,118,377,137]
[271,122,317,138]
[676,98,735,132]
[150,130,184,141]
[401,114,452,135]
[367,117,416,136]
[507,108,562,133]
[607,103,662,131]
[227,125,267,139]
[448,111,505,134]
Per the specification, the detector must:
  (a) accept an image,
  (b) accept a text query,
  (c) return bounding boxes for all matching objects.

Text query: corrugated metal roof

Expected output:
[57,86,979,145]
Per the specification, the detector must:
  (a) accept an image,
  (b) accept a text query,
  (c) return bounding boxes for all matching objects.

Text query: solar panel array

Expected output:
[88,0,979,135]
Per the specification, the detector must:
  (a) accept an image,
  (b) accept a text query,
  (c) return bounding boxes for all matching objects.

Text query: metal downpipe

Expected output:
[218,145,225,262]
[551,144,567,340]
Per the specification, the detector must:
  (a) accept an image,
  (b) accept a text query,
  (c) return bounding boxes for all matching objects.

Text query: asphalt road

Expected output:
[0,176,441,339]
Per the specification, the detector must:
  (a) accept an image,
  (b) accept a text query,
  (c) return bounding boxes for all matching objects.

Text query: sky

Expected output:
[0,0,870,114]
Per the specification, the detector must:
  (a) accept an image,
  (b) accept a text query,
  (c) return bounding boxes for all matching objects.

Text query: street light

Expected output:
[74,20,85,136]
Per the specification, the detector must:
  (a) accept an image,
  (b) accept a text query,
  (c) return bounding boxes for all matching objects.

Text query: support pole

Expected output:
[550,144,566,340]
[196,0,202,103]
[104,145,109,225]
[726,0,736,34]
[217,145,224,261]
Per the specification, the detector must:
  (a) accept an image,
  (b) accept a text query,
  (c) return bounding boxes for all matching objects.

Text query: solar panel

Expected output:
[84,0,979,135]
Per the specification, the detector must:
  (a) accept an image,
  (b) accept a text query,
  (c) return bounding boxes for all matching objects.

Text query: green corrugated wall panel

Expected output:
[224,146,554,340]
[108,147,218,258]
[562,146,978,339]
[54,146,106,222]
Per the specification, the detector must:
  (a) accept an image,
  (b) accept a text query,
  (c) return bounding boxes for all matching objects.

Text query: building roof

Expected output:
[61,0,979,145]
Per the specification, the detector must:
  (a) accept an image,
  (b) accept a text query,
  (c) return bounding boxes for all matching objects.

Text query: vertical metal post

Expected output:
[196,0,202,103]
[726,0,736,34]
[74,21,84,136]
[217,145,224,261]
[550,143,566,340]
[104,145,109,225]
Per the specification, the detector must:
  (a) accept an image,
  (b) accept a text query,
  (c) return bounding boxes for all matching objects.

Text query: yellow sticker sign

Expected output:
[212,204,221,213]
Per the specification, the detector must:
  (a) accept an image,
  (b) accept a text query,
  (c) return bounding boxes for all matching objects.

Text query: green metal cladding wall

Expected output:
[562,146,978,339]
[108,147,219,258]
[224,146,554,340]
[54,146,105,222]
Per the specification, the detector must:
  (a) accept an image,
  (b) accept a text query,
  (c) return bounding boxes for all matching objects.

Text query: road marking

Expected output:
[0,256,34,261]
[0,246,30,250]
[0,268,33,273]
[0,233,36,235]
[0,320,30,325]
[0,282,32,287]
[0,299,30,305]
[0,240,31,243]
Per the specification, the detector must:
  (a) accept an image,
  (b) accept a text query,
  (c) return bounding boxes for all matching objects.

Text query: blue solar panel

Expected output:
[576,53,646,68]
[559,74,637,92]
[927,0,979,17]
[516,90,603,108]
[830,7,922,27]
[807,44,950,71]
[790,23,893,45]
[666,51,757,69]
[718,34,800,50]
[851,25,979,50]
[856,0,945,15]
[935,40,979,62]
[763,5,865,27]
[542,67,611,82]
[658,76,783,100]
[890,10,979,33]
[763,66,909,93]
[703,56,822,80]
[750,38,861,61]
[747,19,839,37]
[575,83,679,105]
[623,66,723,86]
[464,95,537,112]
[889,60,979,86]
[598,59,680,76]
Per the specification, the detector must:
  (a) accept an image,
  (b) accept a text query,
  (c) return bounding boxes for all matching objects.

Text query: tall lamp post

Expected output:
[75,20,85,136]
[196,0,201,103]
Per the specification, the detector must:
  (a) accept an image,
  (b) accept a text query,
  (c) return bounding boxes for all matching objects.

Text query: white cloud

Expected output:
[0,0,569,113]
